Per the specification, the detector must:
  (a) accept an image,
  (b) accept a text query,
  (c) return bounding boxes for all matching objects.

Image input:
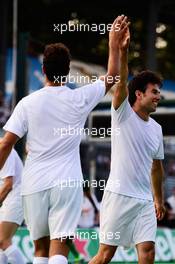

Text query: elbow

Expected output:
[0,138,13,150]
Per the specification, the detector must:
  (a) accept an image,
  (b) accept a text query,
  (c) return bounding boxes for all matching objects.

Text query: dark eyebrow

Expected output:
[152,88,160,93]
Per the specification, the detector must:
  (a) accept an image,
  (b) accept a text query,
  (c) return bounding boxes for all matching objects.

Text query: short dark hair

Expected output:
[43,43,71,82]
[128,70,163,106]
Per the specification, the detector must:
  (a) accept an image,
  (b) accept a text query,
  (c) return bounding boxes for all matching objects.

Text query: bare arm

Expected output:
[0,176,13,204]
[102,15,130,94]
[0,132,19,169]
[112,24,130,109]
[151,159,166,220]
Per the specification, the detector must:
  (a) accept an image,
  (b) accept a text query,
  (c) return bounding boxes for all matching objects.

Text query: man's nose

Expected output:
[157,94,161,101]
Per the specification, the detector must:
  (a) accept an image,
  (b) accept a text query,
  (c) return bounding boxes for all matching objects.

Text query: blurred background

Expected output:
[0,0,175,263]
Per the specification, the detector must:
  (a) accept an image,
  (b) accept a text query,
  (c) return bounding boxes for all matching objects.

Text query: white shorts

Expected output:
[23,185,83,240]
[100,191,157,248]
[0,195,23,225]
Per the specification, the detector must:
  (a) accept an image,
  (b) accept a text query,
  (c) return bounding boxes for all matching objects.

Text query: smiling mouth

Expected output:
[152,101,158,105]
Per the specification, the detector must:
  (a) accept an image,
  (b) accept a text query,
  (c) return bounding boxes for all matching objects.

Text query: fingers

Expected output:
[111,15,127,31]
[109,14,130,49]
[122,21,131,31]
[120,16,128,30]
[110,15,130,36]
[119,23,130,49]
[155,206,166,221]
[120,23,131,43]
[113,15,125,26]
[160,207,166,220]
[157,211,164,221]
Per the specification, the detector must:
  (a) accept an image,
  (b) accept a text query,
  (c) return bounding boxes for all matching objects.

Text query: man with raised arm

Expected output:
[90,20,165,264]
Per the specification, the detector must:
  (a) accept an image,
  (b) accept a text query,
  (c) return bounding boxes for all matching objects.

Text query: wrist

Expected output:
[154,198,164,205]
[120,48,128,56]
[109,42,119,50]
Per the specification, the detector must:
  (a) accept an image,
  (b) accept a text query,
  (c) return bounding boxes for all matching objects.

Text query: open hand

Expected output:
[109,15,130,50]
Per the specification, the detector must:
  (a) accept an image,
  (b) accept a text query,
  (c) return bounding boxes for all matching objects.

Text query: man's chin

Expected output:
[149,107,157,113]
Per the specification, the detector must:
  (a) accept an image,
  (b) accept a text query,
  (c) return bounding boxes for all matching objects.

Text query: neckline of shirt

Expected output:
[43,85,70,92]
[42,85,69,90]
[133,111,151,126]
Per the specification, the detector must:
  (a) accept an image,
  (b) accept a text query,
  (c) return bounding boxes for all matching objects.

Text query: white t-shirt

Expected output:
[106,97,164,201]
[0,149,23,201]
[4,80,105,195]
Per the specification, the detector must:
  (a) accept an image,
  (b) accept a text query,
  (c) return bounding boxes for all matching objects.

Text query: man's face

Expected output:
[137,83,161,113]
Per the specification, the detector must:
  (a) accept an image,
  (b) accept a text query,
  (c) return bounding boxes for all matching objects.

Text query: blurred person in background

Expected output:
[78,182,99,228]
[166,187,175,226]
[157,201,175,228]
[0,140,24,264]
[0,91,10,136]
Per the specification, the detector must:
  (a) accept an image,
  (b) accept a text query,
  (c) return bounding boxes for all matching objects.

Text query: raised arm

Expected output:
[103,15,130,94]
[151,159,166,220]
[112,20,130,109]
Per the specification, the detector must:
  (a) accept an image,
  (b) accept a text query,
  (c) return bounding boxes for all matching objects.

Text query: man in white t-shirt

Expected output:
[0,146,24,264]
[0,15,130,264]
[90,24,165,264]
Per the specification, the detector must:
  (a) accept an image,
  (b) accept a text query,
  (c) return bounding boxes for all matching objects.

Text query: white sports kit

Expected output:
[100,97,164,247]
[4,80,105,239]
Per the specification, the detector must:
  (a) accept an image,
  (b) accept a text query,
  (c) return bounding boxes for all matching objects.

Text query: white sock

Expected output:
[4,244,25,264]
[33,256,49,264]
[48,255,68,264]
[0,249,8,264]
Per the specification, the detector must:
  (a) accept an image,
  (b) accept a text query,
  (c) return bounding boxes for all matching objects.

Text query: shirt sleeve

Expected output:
[111,97,133,124]
[3,99,28,138]
[73,79,106,116]
[153,128,164,160]
[0,151,15,179]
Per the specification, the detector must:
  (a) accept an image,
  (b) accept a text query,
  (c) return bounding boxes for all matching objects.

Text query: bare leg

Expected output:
[49,238,69,258]
[33,236,50,257]
[136,241,155,264]
[89,243,117,264]
[0,222,19,250]
[0,222,25,263]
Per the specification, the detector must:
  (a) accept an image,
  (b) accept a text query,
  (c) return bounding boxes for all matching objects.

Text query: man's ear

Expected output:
[135,90,143,100]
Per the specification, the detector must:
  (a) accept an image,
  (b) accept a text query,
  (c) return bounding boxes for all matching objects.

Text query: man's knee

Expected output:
[0,239,11,250]
[101,252,113,264]
[138,243,155,263]
[143,247,155,261]
[98,246,116,264]
[49,238,69,257]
